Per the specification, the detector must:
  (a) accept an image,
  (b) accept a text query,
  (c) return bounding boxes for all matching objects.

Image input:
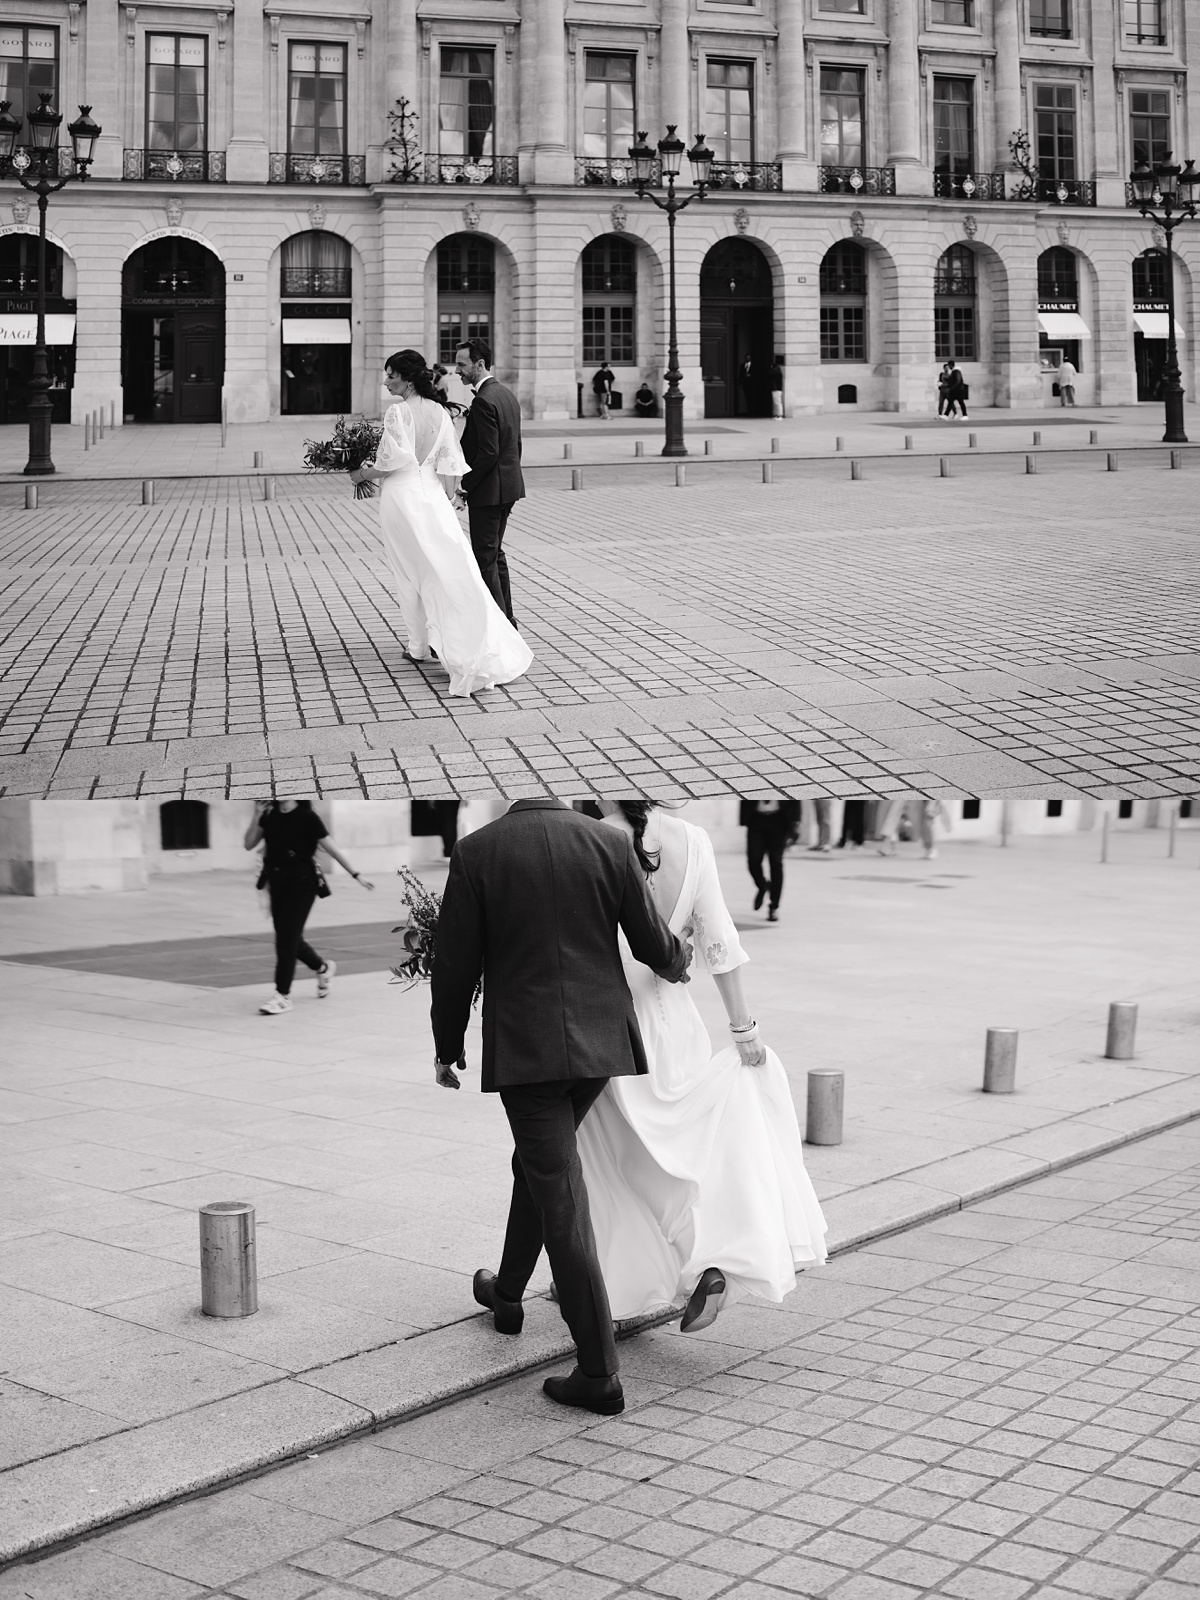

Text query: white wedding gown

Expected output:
[370,396,532,697]
[577,819,828,1321]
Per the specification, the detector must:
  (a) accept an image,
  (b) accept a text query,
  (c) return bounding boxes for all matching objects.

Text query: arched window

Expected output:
[582,236,635,365]
[934,244,976,361]
[280,232,351,415]
[819,241,866,362]
[1037,247,1077,306]
[1132,248,1168,305]
[281,231,351,298]
[437,235,494,364]
[160,800,209,851]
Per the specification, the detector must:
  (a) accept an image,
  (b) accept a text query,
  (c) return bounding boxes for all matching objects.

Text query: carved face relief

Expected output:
[12,197,31,226]
[308,202,326,231]
[963,213,977,239]
[165,196,184,228]
[1056,219,1070,246]
[850,209,864,238]
[462,201,481,230]
[610,203,627,233]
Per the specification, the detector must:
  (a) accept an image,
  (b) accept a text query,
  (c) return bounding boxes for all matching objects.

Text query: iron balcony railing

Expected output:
[933,169,1006,201]
[280,268,352,298]
[423,154,519,185]
[934,273,977,297]
[819,165,896,196]
[268,153,366,185]
[124,149,226,182]
[706,160,783,192]
[575,156,660,187]
[1009,175,1097,206]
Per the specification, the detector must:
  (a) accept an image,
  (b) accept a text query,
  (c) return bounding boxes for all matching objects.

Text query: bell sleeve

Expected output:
[434,412,469,479]
[370,403,419,475]
[687,827,748,976]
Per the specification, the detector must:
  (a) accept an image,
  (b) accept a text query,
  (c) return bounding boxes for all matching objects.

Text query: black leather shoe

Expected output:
[768,906,779,922]
[681,1268,727,1333]
[543,1367,624,1415]
[753,885,767,911]
[473,1269,523,1335]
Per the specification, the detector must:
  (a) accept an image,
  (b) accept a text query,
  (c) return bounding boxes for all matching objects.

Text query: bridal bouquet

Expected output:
[390,866,482,1005]
[302,417,383,499]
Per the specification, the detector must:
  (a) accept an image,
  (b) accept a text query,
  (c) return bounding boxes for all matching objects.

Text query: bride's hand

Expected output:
[736,1035,767,1068]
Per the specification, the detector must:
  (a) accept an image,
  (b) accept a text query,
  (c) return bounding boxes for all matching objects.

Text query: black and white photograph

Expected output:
[2,2,1200,1596]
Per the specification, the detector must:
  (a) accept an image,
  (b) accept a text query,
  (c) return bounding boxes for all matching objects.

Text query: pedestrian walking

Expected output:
[809,797,840,854]
[839,799,868,849]
[739,799,801,921]
[768,355,784,419]
[875,794,946,859]
[245,800,374,1015]
[944,360,969,419]
[1058,357,1077,406]
[937,361,953,417]
[592,362,615,419]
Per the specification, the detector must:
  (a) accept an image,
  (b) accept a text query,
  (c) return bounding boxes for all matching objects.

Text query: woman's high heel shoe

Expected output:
[680,1268,726,1333]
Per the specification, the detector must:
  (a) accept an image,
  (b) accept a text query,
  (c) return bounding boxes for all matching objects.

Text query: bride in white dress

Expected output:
[351,350,532,698]
[576,801,827,1332]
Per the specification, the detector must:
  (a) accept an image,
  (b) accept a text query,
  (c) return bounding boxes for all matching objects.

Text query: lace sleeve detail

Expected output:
[689,826,748,975]
[433,411,468,478]
[372,403,418,474]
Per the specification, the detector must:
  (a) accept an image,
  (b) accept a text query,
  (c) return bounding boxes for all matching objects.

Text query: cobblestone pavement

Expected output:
[1,456,1198,800]
[4,1122,1198,1599]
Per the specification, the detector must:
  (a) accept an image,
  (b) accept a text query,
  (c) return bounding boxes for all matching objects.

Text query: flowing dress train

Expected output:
[577,820,827,1321]
[371,396,532,697]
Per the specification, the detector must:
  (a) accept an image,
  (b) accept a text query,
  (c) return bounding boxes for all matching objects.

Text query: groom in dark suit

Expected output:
[431,799,691,1415]
[455,338,522,626]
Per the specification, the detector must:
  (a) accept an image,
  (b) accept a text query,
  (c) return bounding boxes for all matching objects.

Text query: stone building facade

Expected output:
[1,0,1197,425]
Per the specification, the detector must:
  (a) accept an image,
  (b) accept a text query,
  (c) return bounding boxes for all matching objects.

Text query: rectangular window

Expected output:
[146,35,207,153]
[933,77,973,174]
[289,42,346,156]
[440,48,494,159]
[1030,0,1071,37]
[581,305,634,365]
[1124,0,1165,45]
[583,54,635,161]
[1130,89,1171,167]
[820,306,865,362]
[934,306,976,361]
[0,24,58,125]
[1034,84,1076,180]
[821,0,866,10]
[705,60,754,164]
[819,67,864,167]
[931,1,973,23]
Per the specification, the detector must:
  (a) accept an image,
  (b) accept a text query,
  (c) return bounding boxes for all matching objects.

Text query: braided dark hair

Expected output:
[618,801,661,876]
[385,349,452,409]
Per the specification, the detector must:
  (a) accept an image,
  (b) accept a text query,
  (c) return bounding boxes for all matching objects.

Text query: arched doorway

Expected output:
[1132,249,1174,401]
[699,238,774,418]
[280,231,351,414]
[0,234,76,424]
[437,235,494,366]
[121,237,225,422]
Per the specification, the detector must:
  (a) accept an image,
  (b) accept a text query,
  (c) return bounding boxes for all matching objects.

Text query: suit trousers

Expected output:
[746,824,788,910]
[496,1079,618,1378]
[467,502,516,624]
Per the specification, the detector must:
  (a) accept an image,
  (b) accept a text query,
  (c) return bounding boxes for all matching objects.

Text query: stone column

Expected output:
[886,0,925,194]
[1091,2,1124,206]
[84,0,124,179]
[660,0,689,142]
[776,0,814,192]
[993,0,1022,179]
[224,2,268,182]
[531,0,571,183]
[373,0,416,184]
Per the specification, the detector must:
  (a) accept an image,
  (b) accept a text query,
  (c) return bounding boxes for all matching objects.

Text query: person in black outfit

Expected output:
[456,338,523,625]
[839,798,868,848]
[244,800,374,1014]
[739,800,801,922]
[431,799,691,1416]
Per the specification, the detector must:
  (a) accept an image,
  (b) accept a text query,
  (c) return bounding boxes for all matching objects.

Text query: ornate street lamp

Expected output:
[1128,152,1198,444]
[0,94,101,474]
[628,126,714,457]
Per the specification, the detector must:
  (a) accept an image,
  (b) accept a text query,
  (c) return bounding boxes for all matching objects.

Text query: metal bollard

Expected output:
[24,484,38,510]
[1089,429,1099,445]
[835,435,844,452]
[904,434,914,450]
[1100,811,1109,863]
[254,450,264,468]
[771,437,780,453]
[142,479,155,505]
[1107,452,1118,471]
[1171,450,1182,469]
[109,401,116,429]
[983,1029,1018,1094]
[939,457,951,478]
[1105,1002,1137,1061]
[263,476,276,501]
[84,415,91,451]
[675,464,686,487]
[1169,808,1177,858]
[634,440,644,457]
[968,433,978,448]
[806,1069,844,1145]
[762,461,773,484]
[563,443,573,459]
[1026,454,1037,474]
[1033,431,1042,446]
[200,1202,258,1317]
[571,468,583,490]
[704,439,713,455]
[97,409,105,441]
[850,459,862,480]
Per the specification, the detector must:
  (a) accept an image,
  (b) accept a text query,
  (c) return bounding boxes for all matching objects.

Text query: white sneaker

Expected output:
[259,994,293,1015]
[317,960,336,998]
[923,846,939,860]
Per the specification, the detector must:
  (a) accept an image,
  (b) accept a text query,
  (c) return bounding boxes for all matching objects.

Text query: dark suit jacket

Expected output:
[740,800,801,837]
[460,377,525,506]
[431,800,688,1092]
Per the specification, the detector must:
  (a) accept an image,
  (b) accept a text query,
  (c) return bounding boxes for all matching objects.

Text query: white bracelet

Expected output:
[730,1019,758,1040]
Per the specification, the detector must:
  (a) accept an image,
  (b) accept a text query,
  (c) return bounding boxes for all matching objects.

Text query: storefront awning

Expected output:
[1038,312,1091,340]
[0,313,76,346]
[1132,312,1186,340]
[281,318,351,345]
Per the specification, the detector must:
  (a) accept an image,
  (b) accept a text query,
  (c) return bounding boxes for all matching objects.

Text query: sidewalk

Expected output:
[1,830,1197,1561]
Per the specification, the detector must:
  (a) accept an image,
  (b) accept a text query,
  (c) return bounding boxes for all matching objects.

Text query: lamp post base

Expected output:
[1162,390,1188,444]
[662,390,687,457]
[24,395,57,475]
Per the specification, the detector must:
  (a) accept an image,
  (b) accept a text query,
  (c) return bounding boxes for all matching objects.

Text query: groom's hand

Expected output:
[654,938,693,984]
[434,1055,466,1089]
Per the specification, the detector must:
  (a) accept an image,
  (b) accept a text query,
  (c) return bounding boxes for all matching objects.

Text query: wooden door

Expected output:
[701,308,730,418]
[176,310,224,421]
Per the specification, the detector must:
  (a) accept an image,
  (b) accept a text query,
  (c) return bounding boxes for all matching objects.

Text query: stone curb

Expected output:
[2,1076,1198,1570]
